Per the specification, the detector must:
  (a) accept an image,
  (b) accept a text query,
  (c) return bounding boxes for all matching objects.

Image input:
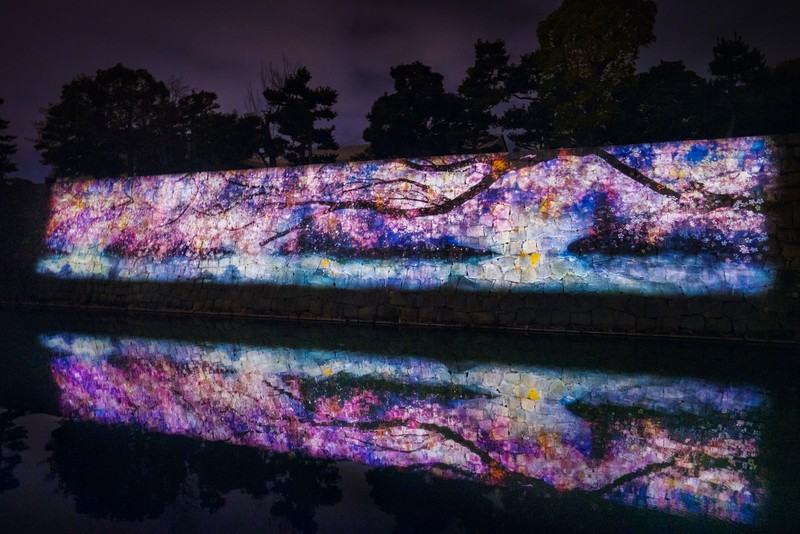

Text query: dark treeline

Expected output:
[0,98,16,179]
[2,0,799,181]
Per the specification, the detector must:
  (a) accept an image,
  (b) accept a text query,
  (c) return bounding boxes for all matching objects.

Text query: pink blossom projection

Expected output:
[38,137,776,295]
[42,333,768,524]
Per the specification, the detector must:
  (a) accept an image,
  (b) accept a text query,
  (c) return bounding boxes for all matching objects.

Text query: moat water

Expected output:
[1,307,797,533]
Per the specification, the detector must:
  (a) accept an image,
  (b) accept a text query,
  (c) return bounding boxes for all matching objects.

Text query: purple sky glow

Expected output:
[1,0,798,182]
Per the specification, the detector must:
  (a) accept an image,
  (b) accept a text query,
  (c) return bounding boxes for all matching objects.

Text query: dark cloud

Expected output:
[639,0,800,73]
[347,15,405,42]
[347,65,392,99]
[1,0,798,182]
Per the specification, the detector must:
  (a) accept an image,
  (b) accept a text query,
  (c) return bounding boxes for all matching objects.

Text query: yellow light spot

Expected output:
[320,258,331,268]
[492,158,509,173]
[322,366,333,377]
[527,388,540,401]
[529,252,541,266]
[539,196,552,214]
[489,463,506,482]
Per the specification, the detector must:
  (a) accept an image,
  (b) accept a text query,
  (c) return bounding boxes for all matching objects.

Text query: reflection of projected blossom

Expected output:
[44,334,767,525]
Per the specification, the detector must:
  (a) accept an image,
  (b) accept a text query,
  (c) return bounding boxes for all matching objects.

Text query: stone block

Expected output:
[746,313,777,334]
[498,311,516,325]
[452,311,471,324]
[357,306,376,321]
[447,294,467,308]
[470,311,497,326]
[398,307,419,323]
[656,316,679,333]
[616,313,637,331]
[782,244,800,257]
[575,295,599,312]
[532,310,551,326]
[515,308,535,325]
[340,304,359,319]
[705,317,732,334]
[733,318,748,335]
[644,299,669,319]
[607,296,630,312]
[551,310,571,326]
[418,306,435,324]
[635,317,656,331]
[434,307,454,323]
[570,311,592,328]
[309,298,323,316]
[592,309,616,329]
[322,301,338,318]
[680,314,705,332]
[555,294,576,312]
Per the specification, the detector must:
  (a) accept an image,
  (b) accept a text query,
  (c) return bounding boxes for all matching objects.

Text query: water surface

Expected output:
[1,308,797,532]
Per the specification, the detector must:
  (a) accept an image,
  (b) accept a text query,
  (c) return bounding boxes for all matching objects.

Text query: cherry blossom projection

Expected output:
[38,137,776,295]
[42,333,768,525]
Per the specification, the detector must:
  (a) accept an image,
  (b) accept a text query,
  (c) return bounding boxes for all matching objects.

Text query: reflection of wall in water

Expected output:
[42,333,768,524]
[39,137,777,296]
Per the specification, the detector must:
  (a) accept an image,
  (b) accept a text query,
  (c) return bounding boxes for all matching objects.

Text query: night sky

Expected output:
[1,0,798,182]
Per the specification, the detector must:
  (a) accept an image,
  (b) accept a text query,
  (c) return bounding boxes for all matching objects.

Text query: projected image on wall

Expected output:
[41,333,768,525]
[38,136,776,295]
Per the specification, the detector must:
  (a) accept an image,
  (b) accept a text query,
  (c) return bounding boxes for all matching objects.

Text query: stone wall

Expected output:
[2,135,798,342]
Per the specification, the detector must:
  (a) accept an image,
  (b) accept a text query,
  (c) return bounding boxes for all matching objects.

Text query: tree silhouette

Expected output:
[263,66,339,165]
[173,89,259,172]
[246,60,297,167]
[0,409,27,493]
[36,64,257,180]
[45,418,342,531]
[36,64,176,179]
[501,51,552,150]
[761,58,800,135]
[454,39,510,153]
[709,34,768,137]
[535,0,657,147]
[710,33,766,91]
[366,467,507,534]
[622,60,713,143]
[45,421,186,520]
[362,62,462,159]
[0,98,18,179]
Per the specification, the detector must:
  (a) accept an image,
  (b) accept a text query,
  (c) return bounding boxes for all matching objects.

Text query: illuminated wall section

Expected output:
[41,333,768,524]
[38,137,777,296]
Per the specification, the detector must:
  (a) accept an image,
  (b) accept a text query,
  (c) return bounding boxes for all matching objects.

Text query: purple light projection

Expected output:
[38,137,776,295]
[42,333,768,524]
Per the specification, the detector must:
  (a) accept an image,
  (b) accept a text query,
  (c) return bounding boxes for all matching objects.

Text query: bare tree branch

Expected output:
[589,458,675,495]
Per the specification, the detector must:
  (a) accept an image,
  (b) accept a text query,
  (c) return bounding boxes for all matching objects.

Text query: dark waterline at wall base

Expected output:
[4,298,797,348]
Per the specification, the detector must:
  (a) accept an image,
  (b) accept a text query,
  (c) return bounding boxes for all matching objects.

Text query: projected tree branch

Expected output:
[44,333,768,524]
[41,137,775,295]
